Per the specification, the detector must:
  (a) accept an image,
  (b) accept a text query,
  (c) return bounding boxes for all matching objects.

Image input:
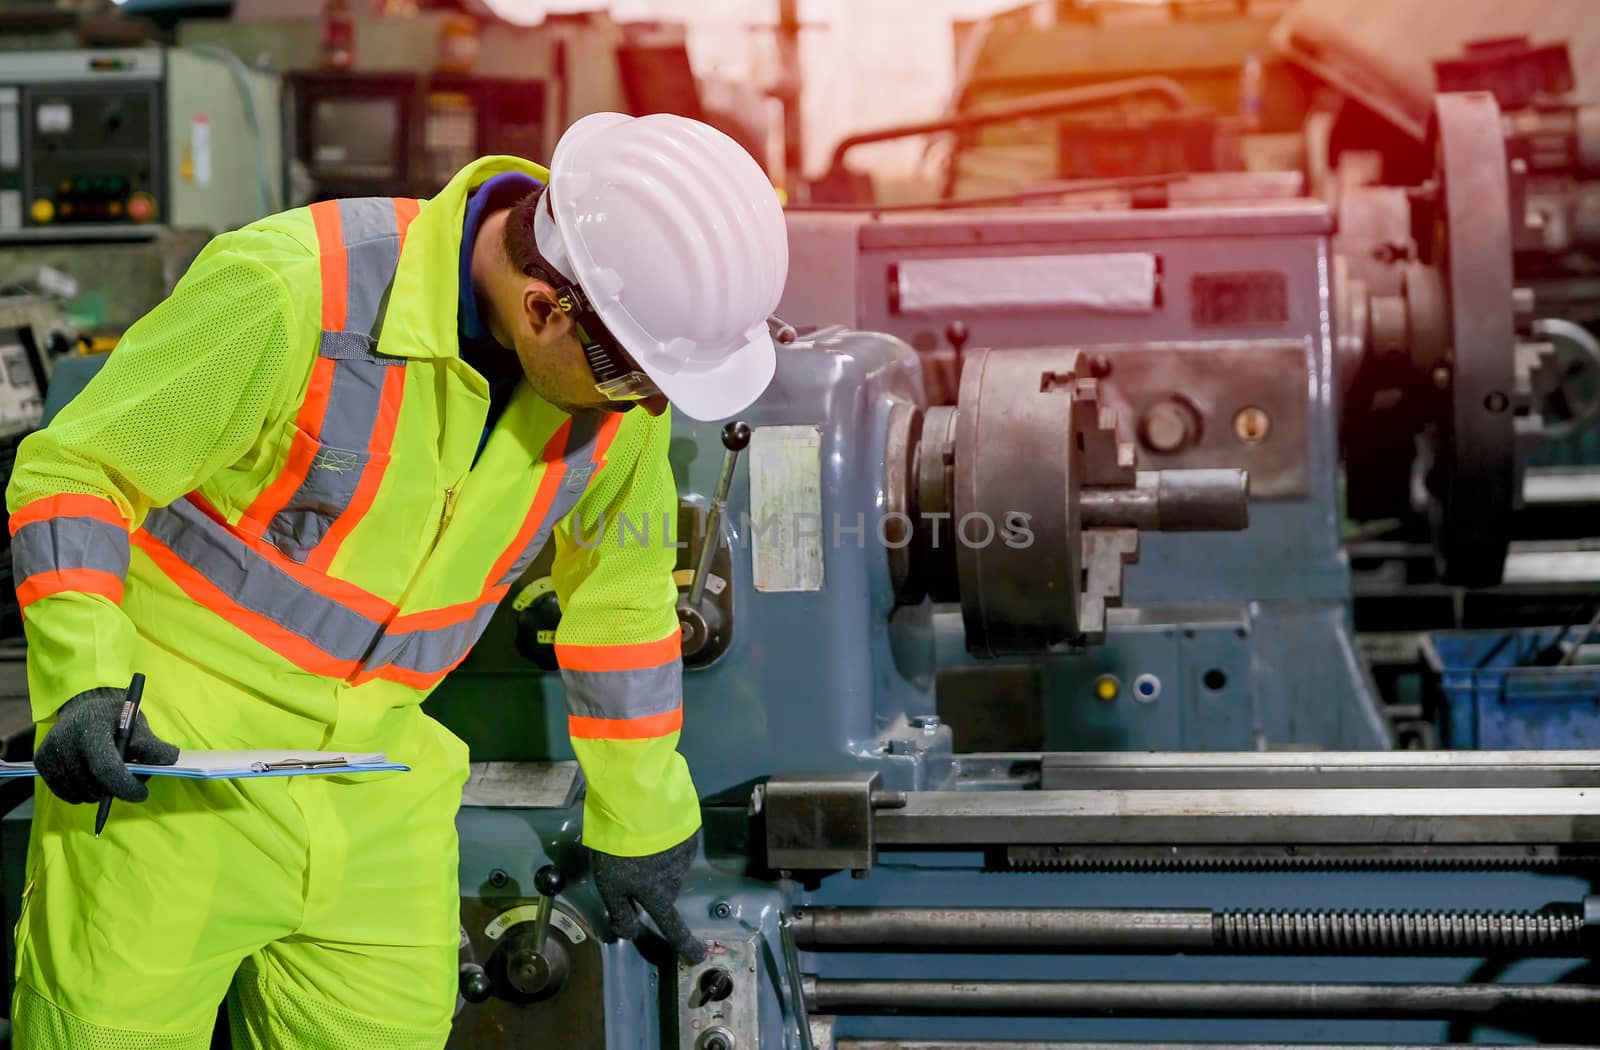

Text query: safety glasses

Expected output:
[547,278,662,402]
[530,193,661,403]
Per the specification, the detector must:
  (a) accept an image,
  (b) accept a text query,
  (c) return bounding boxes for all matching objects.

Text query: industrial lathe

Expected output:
[428,92,1600,1048]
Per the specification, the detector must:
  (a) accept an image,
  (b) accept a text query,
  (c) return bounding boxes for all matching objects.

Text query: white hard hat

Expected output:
[534,112,789,422]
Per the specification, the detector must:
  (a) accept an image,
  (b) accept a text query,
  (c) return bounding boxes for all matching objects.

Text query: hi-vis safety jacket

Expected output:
[5,157,700,857]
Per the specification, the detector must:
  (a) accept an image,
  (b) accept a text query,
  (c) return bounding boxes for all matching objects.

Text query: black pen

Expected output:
[94,672,145,839]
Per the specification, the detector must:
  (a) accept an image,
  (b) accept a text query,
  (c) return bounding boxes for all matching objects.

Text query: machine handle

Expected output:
[459,963,492,1004]
[687,422,751,609]
[530,864,566,955]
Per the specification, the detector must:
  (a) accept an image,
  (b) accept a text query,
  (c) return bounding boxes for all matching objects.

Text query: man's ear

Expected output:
[524,280,574,344]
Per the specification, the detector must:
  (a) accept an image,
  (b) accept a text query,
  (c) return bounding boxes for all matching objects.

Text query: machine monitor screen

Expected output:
[309,96,403,182]
[0,327,44,437]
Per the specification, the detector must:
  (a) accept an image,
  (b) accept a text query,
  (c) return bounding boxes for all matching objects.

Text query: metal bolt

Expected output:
[1484,390,1510,413]
[1233,406,1271,444]
[1141,400,1194,454]
[711,900,734,920]
[487,869,510,889]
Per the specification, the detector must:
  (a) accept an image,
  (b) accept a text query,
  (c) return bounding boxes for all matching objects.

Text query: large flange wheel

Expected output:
[1417,93,1519,588]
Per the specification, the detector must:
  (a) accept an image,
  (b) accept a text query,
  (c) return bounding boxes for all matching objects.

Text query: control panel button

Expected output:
[29,199,53,224]
[127,192,155,222]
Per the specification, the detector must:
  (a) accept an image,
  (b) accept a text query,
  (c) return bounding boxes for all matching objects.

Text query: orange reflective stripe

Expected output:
[487,421,573,585]
[393,197,421,247]
[556,629,682,673]
[351,660,457,690]
[15,568,123,609]
[592,411,623,464]
[240,356,337,536]
[568,706,683,740]
[132,529,359,678]
[304,363,407,572]
[186,494,397,622]
[9,493,125,534]
[388,585,509,632]
[311,199,348,331]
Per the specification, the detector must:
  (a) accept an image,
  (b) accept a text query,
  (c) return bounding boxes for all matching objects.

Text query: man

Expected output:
[5,111,788,1047]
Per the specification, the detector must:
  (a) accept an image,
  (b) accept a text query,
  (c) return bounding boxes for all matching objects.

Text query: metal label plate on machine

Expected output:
[748,425,825,592]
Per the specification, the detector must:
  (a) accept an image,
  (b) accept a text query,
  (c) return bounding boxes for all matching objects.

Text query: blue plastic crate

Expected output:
[1423,628,1600,749]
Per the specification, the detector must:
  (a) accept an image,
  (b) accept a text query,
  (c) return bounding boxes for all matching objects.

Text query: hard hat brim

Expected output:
[646,327,776,423]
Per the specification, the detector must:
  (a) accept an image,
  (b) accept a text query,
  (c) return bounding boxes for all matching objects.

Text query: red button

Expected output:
[128,193,155,222]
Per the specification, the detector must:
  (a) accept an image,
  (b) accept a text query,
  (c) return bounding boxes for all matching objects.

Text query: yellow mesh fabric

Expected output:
[13,984,213,1050]
[227,964,450,1050]
[8,235,308,518]
[552,406,700,856]
[552,407,681,646]
[6,230,314,719]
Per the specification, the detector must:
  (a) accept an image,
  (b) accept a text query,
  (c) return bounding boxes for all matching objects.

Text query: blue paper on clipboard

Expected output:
[0,750,409,781]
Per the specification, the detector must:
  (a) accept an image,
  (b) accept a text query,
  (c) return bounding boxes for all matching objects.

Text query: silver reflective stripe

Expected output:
[144,499,382,663]
[495,411,607,588]
[374,412,612,678]
[317,353,387,453]
[562,662,681,721]
[266,197,406,563]
[11,516,129,580]
[364,602,499,676]
[337,197,403,337]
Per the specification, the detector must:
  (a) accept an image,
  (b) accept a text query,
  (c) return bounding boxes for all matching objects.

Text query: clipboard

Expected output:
[0,749,409,781]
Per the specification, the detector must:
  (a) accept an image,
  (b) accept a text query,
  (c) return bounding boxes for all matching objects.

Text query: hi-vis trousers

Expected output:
[11,649,469,1050]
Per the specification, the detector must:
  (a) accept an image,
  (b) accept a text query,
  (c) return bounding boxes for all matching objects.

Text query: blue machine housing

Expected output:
[437,314,1594,1048]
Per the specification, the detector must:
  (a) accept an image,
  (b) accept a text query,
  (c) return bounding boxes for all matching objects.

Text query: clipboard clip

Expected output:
[249,757,352,773]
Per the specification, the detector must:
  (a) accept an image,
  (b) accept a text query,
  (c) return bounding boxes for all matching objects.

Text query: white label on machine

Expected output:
[191,114,212,186]
[0,191,18,231]
[895,252,1158,315]
[483,905,586,945]
[748,425,825,593]
[35,102,71,135]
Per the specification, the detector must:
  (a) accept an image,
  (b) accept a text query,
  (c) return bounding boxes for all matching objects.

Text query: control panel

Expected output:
[0,48,283,241]
[0,51,164,239]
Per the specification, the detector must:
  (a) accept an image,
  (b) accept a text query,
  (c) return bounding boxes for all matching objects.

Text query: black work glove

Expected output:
[33,687,180,805]
[591,831,705,963]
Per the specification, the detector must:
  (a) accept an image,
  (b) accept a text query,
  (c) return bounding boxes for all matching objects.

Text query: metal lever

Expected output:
[500,864,570,1002]
[688,421,752,609]
[530,864,565,955]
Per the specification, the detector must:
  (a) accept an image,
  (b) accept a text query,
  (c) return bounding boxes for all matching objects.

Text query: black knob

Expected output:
[513,588,562,671]
[534,865,566,897]
[459,963,491,1004]
[722,421,751,452]
[945,321,970,355]
[699,968,735,1004]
